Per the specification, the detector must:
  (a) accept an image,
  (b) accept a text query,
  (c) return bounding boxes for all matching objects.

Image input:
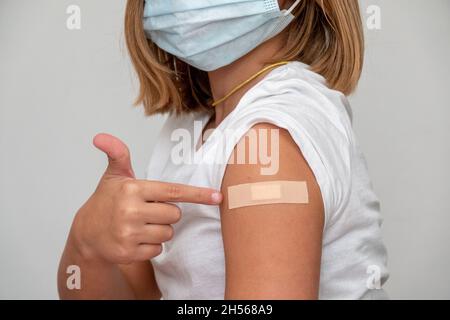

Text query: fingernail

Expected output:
[211,192,223,204]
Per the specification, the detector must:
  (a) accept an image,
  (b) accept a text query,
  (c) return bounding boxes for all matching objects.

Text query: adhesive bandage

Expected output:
[227,180,309,210]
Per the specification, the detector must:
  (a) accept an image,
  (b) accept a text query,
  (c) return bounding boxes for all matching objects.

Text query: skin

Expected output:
[58,134,223,299]
[58,0,324,299]
[209,0,295,126]
[220,124,324,299]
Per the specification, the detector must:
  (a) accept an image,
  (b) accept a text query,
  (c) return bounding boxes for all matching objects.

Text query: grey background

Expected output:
[0,0,449,299]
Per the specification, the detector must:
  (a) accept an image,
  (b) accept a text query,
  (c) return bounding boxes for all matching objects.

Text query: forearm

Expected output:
[57,233,135,300]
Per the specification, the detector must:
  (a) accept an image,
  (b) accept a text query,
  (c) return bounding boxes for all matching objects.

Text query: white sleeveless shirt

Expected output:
[146,61,389,300]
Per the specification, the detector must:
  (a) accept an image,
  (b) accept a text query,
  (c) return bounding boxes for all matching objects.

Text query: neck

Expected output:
[207,31,288,127]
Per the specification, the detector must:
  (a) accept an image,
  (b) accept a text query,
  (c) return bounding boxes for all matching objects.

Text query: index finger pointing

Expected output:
[138,180,223,205]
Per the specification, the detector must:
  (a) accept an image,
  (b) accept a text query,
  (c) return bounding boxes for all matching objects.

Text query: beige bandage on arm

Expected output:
[227,180,309,210]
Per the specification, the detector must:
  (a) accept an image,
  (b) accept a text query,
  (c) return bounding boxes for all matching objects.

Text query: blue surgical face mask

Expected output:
[143,0,302,71]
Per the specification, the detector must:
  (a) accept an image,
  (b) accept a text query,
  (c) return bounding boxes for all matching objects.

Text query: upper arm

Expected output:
[118,261,161,300]
[220,123,325,299]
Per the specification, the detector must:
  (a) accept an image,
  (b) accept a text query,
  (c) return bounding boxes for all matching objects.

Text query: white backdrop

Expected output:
[1,0,449,299]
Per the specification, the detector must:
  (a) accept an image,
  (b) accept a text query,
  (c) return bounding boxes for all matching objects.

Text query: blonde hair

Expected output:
[125,0,364,116]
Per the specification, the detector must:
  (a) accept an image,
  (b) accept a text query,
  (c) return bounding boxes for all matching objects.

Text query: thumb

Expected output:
[93,133,135,178]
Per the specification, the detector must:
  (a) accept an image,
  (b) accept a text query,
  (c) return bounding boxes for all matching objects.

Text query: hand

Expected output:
[71,133,222,265]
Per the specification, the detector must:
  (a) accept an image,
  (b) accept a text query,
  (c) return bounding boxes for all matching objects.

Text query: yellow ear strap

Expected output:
[211,61,290,107]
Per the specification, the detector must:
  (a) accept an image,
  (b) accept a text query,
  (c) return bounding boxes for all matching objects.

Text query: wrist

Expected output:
[69,207,107,265]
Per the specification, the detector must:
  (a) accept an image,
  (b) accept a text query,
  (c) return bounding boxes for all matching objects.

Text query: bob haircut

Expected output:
[125,0,364,116]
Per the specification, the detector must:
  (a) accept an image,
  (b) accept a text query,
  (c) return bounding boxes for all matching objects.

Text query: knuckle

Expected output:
[121,180,139,195]
[167,185,182,201]
[122,205,139,218]
[195,189,205,202]
[117,225,134,241]
[116,201,138,219]
[114,245,132,264]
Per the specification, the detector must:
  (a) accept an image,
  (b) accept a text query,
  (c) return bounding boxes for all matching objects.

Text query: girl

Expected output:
[58,0,389,299]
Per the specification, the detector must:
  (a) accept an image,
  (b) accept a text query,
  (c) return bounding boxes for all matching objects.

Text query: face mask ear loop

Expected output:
[284,0,302,16]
